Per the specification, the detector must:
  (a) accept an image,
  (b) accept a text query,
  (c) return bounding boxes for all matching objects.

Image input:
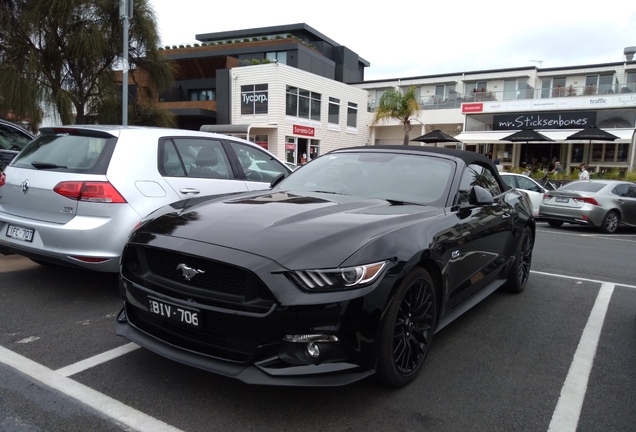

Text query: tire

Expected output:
[600,210,619,234]
[375,267,437,387]
[506,226,533,293]
[547,220,563,228]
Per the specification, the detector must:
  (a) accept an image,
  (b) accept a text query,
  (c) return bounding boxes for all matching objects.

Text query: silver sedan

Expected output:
[538,180,636,233]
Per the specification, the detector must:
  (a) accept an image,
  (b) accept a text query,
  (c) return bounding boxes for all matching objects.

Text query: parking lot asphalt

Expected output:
[1,225,635,431]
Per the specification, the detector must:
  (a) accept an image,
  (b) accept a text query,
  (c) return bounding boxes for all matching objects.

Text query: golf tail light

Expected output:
[54,181,127,203]
[0,172,5,187]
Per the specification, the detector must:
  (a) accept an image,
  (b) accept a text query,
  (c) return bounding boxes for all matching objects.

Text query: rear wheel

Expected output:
[506,226,533,293]
[600,210,619,234]
[375,267,437,387]
[547,220,563,228]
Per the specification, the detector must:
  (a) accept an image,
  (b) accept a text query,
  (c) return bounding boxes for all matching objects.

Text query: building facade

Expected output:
[354,62,636,173]
[203,63,370,165]
[147,23,636,172]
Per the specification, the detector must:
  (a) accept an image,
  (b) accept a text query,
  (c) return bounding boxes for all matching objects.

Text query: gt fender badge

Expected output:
[451,250,460,259]
[176,263,205,281]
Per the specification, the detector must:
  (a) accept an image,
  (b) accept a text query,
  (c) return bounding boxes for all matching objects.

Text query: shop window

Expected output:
[286,86,321,122]
[571,144,585,163]
[541,77,566,98]
[189,89,215,101]
[328,97,340,130]
[265,51,287,64]
[241,84,268,115]
[347,102,358,132]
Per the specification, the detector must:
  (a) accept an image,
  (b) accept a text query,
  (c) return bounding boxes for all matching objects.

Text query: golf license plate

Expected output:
[555,197,569,203]
[148,296,200,328]
[6,224,35,242]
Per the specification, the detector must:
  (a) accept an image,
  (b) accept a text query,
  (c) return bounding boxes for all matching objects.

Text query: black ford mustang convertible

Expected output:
[116,146,534,387]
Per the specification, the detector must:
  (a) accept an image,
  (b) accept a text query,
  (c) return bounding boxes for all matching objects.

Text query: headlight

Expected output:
[287,261,388,291]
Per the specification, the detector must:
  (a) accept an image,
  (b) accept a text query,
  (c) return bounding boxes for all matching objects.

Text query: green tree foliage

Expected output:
[0,0,175,129]
[372,86,421,145]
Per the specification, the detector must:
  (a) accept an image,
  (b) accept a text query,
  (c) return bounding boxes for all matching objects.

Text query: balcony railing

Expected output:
[367,83,636,112]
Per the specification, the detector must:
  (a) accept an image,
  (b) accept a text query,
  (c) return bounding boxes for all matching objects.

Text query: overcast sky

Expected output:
[150,0,636,81]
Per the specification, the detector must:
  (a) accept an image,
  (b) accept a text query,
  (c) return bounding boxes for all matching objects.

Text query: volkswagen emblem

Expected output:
[176,263,205,281]
[20,180,29,194]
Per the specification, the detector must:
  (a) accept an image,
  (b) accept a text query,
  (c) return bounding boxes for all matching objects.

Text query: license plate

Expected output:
[6,224,35,242]
[148,297,200,328]
[555,197,569,203]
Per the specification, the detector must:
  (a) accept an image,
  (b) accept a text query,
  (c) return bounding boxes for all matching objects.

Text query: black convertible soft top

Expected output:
[333,145,496,169]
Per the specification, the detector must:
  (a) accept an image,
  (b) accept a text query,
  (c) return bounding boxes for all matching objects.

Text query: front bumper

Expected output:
[115,306,375,386]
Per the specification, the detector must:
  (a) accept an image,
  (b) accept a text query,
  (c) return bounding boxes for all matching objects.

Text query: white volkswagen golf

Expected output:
[0,126,290,272]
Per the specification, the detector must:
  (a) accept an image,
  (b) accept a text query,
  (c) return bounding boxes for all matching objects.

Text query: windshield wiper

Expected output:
[31,162,68,169]
[312,190,345,195]
[385,199,424,206]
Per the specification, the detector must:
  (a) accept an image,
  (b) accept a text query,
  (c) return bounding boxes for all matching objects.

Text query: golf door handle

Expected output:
[179,188,201,195]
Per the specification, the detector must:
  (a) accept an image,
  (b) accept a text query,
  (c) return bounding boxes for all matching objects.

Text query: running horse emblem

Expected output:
[176,263,205,281]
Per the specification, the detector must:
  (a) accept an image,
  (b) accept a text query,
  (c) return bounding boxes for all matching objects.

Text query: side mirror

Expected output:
[468,185,494,205]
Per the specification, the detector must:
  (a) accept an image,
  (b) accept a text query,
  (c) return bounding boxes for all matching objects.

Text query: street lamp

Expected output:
[120,0,133,126]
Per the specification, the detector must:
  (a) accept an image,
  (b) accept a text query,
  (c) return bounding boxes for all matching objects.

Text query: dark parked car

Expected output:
[116,146,535,387]
[0,119,35,170]
[539,179,636,233]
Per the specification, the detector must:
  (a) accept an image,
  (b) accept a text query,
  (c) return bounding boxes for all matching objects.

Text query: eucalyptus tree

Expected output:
[372,86,421,145]
[0,0,175,129]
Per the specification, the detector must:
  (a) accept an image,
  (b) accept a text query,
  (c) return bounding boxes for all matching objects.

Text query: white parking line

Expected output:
[0,345,184,432]
[536,229,636,243]
[547,283,615,432]
[57,342,140,377]
[530,270,636,289]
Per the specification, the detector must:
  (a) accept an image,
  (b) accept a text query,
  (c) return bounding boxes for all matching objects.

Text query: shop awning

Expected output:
[455,129,635,143]
[199,124,278,135]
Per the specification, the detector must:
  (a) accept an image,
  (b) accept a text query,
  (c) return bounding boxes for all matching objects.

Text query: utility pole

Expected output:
[120,0,133,126]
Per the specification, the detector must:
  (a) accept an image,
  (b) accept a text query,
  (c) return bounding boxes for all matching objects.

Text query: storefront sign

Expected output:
[285,143,296,150]
[293,124,315,137]
[493,111,597,130]
[255,141,268,149]
[461,103,483,113]
[241,84,268,115]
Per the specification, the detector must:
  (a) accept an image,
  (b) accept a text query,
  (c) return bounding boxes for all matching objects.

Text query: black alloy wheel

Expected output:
[375,267,437,387]
[600,210,619,234]
[506,226,533,293]
[547,220,563,228]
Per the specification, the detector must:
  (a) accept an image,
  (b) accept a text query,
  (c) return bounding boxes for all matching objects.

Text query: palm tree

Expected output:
[372,86,421,145]
[0,0,175,128]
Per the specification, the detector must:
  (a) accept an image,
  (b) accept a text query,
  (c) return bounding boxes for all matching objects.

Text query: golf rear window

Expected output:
[11,131,116,174]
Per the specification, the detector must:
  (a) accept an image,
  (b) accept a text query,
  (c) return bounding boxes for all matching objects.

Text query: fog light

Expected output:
[307,342,321,358]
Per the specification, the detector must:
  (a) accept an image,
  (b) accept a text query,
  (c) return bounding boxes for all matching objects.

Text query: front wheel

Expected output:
[547,220,563,228]
[600,210,619,234]
[505,226,533,293]
[375,267,437,387]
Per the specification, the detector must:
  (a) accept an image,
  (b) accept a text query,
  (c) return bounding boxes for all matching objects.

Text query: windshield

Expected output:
[276,151,455,206]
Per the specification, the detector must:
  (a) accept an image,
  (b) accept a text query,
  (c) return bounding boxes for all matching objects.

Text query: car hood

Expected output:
[137,190,444,269]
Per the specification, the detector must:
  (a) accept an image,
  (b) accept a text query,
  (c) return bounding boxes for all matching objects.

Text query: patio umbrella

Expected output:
[412,129,461,146]
[566,126,619,166]
[500,129,554,167]
[566,126,620,142]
